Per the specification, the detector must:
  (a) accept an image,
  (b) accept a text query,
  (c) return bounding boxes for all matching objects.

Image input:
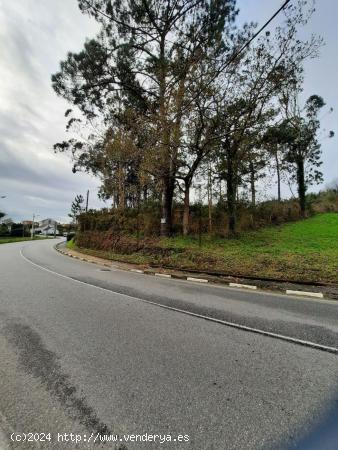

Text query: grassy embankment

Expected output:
[66,238,76,250]
[68,213,338,283]
[0,237,50,244]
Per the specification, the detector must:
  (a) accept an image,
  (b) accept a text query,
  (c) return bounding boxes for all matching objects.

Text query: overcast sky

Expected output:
[0,0,336,222]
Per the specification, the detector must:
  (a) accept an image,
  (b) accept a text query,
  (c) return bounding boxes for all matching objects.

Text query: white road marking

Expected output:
[55,244,334,304]
[20,248,338,355]
[155,273,171,278]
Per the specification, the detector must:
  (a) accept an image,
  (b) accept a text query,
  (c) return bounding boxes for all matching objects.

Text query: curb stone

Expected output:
[54,242,338,301]
[229,283,257,290]
[286,290,324,299]
[187,277,208,283]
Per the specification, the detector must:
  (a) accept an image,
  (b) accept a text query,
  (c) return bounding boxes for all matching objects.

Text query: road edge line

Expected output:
[54,243,331,301]
[20,248,338,355]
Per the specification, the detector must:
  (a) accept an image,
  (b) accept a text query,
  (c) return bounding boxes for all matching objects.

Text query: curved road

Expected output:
[0,239,338,449]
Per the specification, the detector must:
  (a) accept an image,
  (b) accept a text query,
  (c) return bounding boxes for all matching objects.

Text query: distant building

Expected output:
[22,220,38,226]
[36,218,59,236]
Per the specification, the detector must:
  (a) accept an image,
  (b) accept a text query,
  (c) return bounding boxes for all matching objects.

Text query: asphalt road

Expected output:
[0,239,338,450]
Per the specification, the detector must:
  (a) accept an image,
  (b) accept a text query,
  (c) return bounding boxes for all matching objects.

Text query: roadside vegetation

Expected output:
[0,237,49,244]
[52,1,337,284]
[66,239,76,250]
[70,213,338,284]
[53,0,334,238]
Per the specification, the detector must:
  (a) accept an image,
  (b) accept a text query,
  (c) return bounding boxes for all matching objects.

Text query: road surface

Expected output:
[0,239,338,449]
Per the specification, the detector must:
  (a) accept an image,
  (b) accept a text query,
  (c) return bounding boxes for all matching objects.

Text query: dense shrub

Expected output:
[308,189,338,213]
[76,230,184,257]
[66,232,76,242]
[77,205,161,236]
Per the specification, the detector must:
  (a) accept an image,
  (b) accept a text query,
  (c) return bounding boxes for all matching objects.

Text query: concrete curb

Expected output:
[286,290,324,299]
[187,277,208,283]
[229,282,257,290]
[54,243,337,301]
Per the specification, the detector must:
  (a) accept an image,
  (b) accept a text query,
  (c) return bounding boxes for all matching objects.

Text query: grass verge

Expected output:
[0,237,50,244]
[66,239,76,250]
[72,213,338,284]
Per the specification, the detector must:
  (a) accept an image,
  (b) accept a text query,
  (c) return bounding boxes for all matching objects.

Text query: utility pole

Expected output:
[207,163,213,234]
[31,214,39,239]
[31,214,35,239]
[197,184,202,248]
[85,190,89,212]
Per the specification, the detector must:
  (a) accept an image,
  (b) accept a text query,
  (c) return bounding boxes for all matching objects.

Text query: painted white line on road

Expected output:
[20,248,338,355]
[55,245,338,306]
[55,245,332,303]
[187,277,208,283]
[286,290,323,298]
[229,283,257,290]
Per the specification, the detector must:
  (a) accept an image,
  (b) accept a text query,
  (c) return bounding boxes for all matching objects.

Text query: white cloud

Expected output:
[0,0,102,222]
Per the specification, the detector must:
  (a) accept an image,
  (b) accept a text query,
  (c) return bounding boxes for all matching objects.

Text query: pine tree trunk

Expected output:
[143,186,148,201]
[227,157,237,235]
[249,161,256,207]
[160,177,174,236]
[118,161,125,210]
[159,34,172,237]
[182,181,190,236]
[297,158,306,217]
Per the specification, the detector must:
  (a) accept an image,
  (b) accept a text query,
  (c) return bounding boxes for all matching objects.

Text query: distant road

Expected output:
[0,239,338,449]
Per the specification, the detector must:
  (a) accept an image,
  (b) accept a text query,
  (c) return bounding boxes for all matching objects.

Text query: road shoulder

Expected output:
[55,242,338,301]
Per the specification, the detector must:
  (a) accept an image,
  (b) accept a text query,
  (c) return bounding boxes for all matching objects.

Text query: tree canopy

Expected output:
[53,0,331,235]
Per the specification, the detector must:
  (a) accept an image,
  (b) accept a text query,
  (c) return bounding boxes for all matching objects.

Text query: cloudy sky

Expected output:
[0,0,336,222]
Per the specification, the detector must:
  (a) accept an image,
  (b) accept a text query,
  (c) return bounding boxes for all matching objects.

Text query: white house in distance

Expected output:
[36,218,59,236]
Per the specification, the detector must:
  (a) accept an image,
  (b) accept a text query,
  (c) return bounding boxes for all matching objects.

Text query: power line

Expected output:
[182,0,293,119]
[84,0,292,71]
[220,0,293,73]
[81,0,293,113]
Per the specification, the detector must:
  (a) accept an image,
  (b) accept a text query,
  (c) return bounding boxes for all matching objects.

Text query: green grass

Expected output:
[74,213,338,283]
[0,236,50,244]
[157,213,338,283]
[66,239,76,249]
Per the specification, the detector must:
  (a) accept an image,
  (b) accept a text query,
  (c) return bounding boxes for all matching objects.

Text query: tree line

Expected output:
[52,0,333,236]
